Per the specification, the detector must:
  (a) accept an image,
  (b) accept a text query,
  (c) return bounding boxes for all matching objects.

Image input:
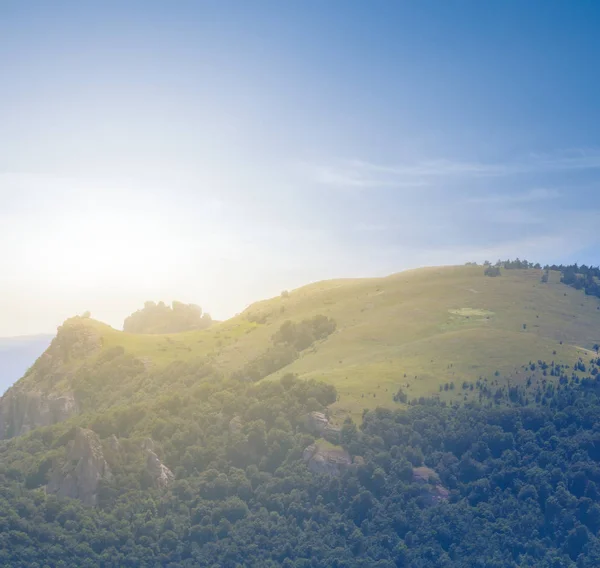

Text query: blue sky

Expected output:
[1,1,600,335]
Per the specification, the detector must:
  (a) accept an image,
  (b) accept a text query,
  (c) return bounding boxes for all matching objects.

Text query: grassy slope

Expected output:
[15,265,600,422]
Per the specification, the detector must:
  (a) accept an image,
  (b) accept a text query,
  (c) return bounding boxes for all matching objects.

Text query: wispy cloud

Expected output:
[467,188,560,205]
[306,148,600,189]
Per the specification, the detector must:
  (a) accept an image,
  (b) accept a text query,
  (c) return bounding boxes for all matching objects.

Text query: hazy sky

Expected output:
[2,1,600,336]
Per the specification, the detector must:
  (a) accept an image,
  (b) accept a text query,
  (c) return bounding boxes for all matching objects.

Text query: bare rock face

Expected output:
[0,318,101,441]
[141,437,155,451]
[146,450,175,489]
[0,390,78,439]
[323,423,342,444]
[107,435,121,453]
[303,443,353,476]
[412,466,449,505]
[47,428,112,506]
[304,411,329,435]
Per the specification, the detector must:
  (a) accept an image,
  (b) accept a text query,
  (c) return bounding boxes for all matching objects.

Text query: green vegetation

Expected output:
[15,265,600,425]
[2,358,600,565]
[0,262,599,565]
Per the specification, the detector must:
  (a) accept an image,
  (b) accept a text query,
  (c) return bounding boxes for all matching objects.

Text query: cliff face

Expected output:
[47,428,112,506]
[146,450,175,488]
[0,317,100,440]
[0,390,78,439]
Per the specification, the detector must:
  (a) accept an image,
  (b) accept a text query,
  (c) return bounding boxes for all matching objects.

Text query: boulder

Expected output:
[304,411,329,435]
[46,428,112,506]
[323,424,342,444]
[146,450,174,489]
[303,443,352,476]
[412,466,449,505]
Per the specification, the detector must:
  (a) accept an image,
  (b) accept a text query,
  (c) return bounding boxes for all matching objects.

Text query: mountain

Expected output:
[4,264,598,429]
[0,334,53,394]
[1,264,600,566]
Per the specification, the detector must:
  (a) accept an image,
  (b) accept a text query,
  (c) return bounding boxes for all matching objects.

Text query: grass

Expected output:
[19,265,600,423]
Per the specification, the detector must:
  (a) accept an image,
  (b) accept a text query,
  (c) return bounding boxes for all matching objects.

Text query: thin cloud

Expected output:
[307,148,600,188]
[467,188,560,205]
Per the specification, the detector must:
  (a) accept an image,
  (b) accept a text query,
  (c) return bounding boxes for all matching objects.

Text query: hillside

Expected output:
[1,264,600,566]
[4,264,599,432]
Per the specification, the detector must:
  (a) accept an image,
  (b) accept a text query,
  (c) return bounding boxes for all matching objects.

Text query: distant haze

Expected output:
[0,335,53,394]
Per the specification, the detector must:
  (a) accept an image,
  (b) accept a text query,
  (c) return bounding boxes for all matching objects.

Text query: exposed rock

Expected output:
[303,443,352,476]
[229,416,243,435]
[412,466,449,505]
[107,435,121,453]
[323,424,342,444]
[304,411,329,435]
[412,466,440,484]
[0,390,78,439]
[47,428,112,506]
[146,450,174,489]
[141,437,155,451]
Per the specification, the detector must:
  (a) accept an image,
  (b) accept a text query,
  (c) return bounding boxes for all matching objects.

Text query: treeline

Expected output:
[232,315,336,382]
[480,259,600,300]
[123,301,212,334]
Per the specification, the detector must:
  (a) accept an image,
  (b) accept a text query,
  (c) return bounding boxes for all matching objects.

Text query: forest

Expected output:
[3,352,600,566]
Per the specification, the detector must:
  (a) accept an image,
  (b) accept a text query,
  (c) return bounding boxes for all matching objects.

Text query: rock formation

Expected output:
[303,442,355,476]
[412,466,450,505]
[0,390,78,439]
[146,450,174,488]
[0,318,101,440]
[304,411,329,435]
[46,428,112,506]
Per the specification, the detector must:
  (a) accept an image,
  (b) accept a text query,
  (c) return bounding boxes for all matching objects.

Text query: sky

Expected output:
[1,1,600,336]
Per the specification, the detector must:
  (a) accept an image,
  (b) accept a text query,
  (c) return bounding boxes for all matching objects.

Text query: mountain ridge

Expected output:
[2,263,599,434]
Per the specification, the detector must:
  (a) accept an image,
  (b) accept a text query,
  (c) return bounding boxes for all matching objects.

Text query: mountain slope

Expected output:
[2,264,599,432]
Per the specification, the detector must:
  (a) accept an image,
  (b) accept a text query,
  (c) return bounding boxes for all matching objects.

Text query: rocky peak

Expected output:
[146,450,175,488]
[46,427,112,506]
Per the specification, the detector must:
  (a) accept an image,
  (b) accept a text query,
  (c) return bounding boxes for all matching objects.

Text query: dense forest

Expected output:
[3,351,600,566]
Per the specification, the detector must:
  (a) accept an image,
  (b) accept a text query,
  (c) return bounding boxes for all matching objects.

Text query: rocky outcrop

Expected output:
[303,443,358,476]
[146,450,174,489]
[304,411,329,435]
[0,318,102,440]
[46,428,112,506]
[323,424,342,444]
[412,466,449,505]
[0,390,78,439]
[107,435,121,453]
[303,411,341,443]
